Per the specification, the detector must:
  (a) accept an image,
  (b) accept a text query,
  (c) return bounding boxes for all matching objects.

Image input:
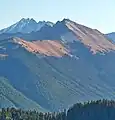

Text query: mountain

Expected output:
[1,18,115,111]
[0,18,54,34]
[105,32,115,43]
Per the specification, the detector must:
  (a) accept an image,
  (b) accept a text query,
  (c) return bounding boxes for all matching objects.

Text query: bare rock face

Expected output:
[64,19,115,54]
[13,37,69,57]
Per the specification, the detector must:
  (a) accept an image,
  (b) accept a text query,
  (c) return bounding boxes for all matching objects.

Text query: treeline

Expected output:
[67,99,115,120]
[0,108,66,120]
[1,99,115,120]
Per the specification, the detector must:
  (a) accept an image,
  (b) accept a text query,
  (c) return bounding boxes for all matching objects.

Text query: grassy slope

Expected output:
[0,77,45,112]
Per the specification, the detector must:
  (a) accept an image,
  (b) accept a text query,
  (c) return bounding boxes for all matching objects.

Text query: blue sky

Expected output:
[0,0,115,33]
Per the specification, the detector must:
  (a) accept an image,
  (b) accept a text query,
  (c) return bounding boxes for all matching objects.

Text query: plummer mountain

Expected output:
[0,18,54,34]
[1,18,115,111]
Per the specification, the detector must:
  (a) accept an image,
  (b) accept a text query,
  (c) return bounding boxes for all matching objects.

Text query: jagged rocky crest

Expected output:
[0,18,54,34]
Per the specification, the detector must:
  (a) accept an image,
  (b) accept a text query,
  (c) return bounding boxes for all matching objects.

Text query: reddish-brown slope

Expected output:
[65,20,115,54]
[13,38,69,57]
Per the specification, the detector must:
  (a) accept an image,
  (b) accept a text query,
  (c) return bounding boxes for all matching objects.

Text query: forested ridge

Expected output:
[1,99,115,120]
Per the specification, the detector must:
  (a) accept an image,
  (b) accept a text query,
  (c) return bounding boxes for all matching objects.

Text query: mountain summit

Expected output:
[0,18,54,34]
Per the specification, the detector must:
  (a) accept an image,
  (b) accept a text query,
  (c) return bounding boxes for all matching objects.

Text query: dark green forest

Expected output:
[1,99,115,120]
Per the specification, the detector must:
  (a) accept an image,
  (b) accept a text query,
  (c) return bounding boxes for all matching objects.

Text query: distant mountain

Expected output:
[105,32,115,43]
[0,18,54,34]
[1,18,115,111]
